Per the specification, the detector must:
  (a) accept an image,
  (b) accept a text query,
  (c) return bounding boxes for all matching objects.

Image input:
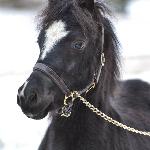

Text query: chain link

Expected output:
[76,94,150,137]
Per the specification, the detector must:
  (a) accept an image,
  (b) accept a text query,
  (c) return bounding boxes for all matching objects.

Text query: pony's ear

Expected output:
[78,0,94,12]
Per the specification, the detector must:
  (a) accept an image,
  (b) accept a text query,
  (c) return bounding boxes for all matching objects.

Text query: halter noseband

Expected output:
[33,26,105,117]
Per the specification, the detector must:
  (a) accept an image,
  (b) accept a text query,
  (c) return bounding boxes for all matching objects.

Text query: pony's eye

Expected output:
[72,41,86,50]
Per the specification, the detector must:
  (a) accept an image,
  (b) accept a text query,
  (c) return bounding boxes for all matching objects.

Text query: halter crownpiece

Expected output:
[95,25,105,84]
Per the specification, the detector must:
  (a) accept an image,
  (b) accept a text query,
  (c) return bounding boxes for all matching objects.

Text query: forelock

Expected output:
[39,0,98,39]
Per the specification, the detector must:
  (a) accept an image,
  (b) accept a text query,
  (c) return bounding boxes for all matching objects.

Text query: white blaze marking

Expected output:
[20,81,28,97]
[41,20,69,60]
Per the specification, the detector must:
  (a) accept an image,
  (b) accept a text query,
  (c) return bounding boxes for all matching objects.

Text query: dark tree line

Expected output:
[0,0,131,12]
[0,0,42,9]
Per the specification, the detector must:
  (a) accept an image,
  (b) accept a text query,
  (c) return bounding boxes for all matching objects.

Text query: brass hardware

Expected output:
[61,91,79,117]
[64,91,78,106]
[61,105,72,117]
[86,83,96,94]
[101,53,105,66]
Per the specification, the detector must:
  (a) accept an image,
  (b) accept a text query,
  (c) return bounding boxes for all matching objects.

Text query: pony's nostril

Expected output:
[20,96,25,101]
[28,91,38,103]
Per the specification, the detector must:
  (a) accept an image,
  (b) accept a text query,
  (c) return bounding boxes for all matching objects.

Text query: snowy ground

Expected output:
[0,0,150,149]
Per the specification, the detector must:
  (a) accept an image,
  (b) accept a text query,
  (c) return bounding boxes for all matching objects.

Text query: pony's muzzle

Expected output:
[17,72,57,120]
[17,83,47,120]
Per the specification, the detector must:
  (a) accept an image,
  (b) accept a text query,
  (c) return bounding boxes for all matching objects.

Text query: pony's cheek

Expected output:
[66,61,76,72]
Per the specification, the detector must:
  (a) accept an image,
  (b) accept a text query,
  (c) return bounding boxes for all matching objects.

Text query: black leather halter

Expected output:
[33,26,105,117]
[33,63,96,96]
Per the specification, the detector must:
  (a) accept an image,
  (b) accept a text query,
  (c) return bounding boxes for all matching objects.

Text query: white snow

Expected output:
[0,0,150,149]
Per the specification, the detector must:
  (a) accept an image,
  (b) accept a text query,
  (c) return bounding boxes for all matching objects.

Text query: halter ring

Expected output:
[61,91,79,117]
[64,91,79,105]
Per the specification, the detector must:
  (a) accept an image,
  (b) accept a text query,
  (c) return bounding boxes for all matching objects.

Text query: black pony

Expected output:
[17,0,150,149]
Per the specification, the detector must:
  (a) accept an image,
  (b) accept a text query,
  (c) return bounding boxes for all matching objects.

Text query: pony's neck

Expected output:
[39,88,117,150]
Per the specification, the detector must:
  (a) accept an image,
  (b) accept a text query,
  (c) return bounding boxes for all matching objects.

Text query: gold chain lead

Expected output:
[76,94,150,137]
[61,50,150,137]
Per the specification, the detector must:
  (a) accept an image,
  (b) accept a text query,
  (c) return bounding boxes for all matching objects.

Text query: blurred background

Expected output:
[0,0,150,149]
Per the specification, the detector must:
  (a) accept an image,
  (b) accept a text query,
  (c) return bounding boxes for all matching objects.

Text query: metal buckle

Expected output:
[61,91,79,117]
[101,53,105,66]
[86,82,96,94]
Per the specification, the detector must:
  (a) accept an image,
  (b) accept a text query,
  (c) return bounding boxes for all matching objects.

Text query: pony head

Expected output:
[17,0,119,119]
